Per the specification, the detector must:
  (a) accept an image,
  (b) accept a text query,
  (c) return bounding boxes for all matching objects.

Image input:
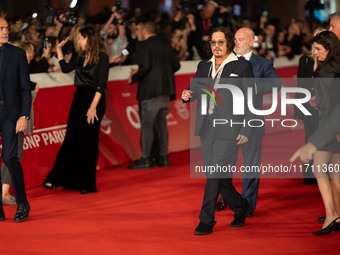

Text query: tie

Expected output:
[239,56,245,59]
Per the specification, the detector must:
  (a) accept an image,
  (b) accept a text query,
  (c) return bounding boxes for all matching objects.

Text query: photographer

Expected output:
[189,1,219,59]
[100,5,128,65]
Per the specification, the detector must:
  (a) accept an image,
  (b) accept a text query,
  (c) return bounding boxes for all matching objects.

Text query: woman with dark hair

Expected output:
[311,30,340,235]
[295,28,325,185]
[43,26,109,194]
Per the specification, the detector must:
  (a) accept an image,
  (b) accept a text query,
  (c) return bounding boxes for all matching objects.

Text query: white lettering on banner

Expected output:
[174,99,189,120]
[126,106,141,129]
[100,115,112,135]
[23,128,67,150]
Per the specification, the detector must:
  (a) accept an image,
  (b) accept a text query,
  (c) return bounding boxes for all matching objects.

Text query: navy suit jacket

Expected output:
[0,43,31,123]
[188,57,255,140]
[248,53,281,135]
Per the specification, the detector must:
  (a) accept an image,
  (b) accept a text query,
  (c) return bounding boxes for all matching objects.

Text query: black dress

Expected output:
[315,60,340,151]
[44,52,109,191]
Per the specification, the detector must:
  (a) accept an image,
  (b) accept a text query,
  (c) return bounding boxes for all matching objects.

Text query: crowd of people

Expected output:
[0,1,339,239]
[0,0,333,69]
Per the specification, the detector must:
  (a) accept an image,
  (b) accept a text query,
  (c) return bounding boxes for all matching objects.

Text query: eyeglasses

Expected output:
[210,40,226,47]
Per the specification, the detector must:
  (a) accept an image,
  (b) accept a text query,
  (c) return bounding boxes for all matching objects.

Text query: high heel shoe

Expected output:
[313,217,340,235]
[42,182,56,190]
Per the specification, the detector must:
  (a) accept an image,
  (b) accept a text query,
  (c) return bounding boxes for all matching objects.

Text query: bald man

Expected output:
[329,12,340,40]
[216,27,282,214]
[190,1,219,58]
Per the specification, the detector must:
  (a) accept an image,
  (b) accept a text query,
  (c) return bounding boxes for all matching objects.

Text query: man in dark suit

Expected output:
[290,103,340,163]
[215,27,282,214]
[182,27,254,235]
[0,17,32,222]
[127,21,180,169]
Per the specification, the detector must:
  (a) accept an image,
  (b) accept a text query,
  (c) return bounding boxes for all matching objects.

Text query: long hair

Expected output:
[312,30,340,77]
[79,26,105,65]
[69,24,84,53]
[204,26,234,57]
[12,40,31,53]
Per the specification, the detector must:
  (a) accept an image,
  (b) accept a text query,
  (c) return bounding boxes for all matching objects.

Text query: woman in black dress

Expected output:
[311,31,340,235]
[43,26,109,194]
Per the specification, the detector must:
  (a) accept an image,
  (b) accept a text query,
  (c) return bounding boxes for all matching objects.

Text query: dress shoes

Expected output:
[42,182,57,190]
[249,210,255,217]
[2,196,17,205]
[127,158,152,170]
[81,187,98,194]
[317,217,340,231]
[230,204,252,228]
[317,216,326,223]
[194,222,213,235]
[14,201,30,223]
[215,200,227,211]
[0,210,5,221]
[313,217,340,235]
[157,155,170,167]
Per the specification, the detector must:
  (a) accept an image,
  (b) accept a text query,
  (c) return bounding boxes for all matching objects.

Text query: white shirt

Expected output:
[208,52,238,79]
[237,51,253,61]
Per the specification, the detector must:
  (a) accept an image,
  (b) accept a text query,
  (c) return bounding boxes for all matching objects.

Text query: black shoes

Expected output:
[317,216,326,223]
[195,222,213,235]
[215,200,227,211]
[81,187,98,194]
[127,158,152,170]
[42,182,57,190]
[313,217,340,235]
[157,155,170,167]
[14,201,30,223]
[0,209,5,221]
[230,205,252,228]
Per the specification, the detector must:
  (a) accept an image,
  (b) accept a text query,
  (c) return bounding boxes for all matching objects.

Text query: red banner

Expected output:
[0,58,300,189]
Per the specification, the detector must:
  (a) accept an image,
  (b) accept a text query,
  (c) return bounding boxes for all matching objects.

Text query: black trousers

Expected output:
[0,105,27,206]
[199,120,247,226]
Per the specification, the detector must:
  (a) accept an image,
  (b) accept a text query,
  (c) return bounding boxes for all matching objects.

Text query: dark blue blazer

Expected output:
[0,43,31,122]
[248,53,282,135]
[189,57,255,140]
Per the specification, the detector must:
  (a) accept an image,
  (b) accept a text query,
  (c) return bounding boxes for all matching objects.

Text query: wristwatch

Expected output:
[21,116,30,120]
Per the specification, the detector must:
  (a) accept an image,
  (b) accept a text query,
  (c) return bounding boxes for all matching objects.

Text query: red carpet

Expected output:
[2,130,339,255]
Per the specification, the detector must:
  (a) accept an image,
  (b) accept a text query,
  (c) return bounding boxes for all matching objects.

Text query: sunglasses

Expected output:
[210,40,226,47]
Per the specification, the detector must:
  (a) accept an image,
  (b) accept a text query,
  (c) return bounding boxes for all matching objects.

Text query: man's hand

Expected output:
[16,117,28,133]
[309,96,317,109]
[182,90,192,101]
[236,134,248,145]
[128,68,138,84]
[290,142,317,163]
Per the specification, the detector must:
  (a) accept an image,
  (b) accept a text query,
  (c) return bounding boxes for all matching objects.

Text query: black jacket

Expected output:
[131,36,180,101]
[188,56,255,140]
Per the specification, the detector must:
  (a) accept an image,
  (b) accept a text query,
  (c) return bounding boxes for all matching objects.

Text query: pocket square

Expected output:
[230,73,238,77]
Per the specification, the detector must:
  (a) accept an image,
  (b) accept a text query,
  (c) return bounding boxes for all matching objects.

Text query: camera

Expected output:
[113,1,130,14]
[44,2,78,25]
[177,0,204,15]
